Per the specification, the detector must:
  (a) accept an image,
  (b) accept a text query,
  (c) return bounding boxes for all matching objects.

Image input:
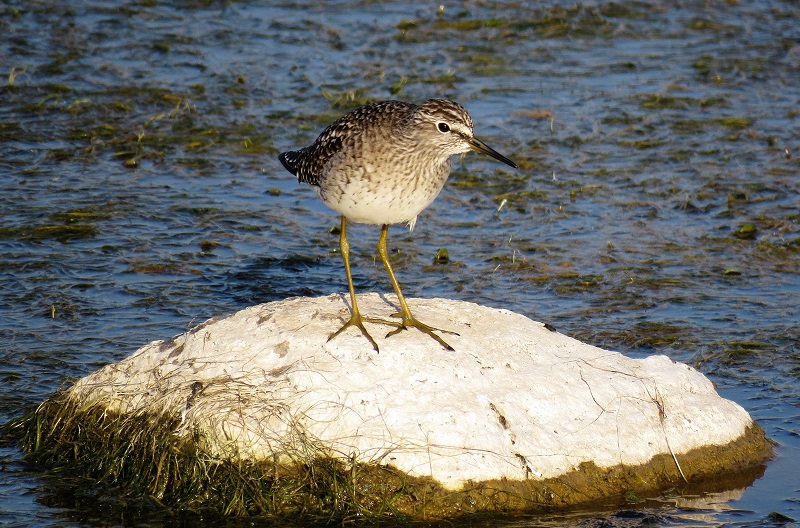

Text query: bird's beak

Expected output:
[468,137,517,169]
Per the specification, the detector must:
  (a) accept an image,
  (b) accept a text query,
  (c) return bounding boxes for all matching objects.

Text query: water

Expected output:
[1,0,798,526]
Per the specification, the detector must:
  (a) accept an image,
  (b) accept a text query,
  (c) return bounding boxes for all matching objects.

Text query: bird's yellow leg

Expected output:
[328,216,381,352]
[376,224,457,351]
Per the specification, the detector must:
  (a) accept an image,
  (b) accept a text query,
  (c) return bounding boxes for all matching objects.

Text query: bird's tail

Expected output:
[278,151,300,176]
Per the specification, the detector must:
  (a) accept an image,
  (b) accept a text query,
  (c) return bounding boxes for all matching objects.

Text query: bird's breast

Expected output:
[316,152,452,226]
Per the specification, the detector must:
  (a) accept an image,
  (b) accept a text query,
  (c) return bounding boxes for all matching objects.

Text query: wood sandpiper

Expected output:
[279,99,517,352]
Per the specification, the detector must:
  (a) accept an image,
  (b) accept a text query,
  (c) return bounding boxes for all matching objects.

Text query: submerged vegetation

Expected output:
[1,79,277,171]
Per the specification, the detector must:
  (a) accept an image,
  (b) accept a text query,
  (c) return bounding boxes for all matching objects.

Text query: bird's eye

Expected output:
[437,122,450,133]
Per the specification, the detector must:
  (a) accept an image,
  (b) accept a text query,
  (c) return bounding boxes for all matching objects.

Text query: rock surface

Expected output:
[67,293,765,497]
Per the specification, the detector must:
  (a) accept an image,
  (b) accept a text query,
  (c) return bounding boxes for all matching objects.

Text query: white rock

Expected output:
[69,294,756,490]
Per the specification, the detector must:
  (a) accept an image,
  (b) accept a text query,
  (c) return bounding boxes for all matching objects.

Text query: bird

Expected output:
[279,98,517,352]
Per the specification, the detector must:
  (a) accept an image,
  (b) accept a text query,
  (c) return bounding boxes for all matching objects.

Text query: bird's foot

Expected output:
[328,312,458,352]
[328,312,381,352]
[383,314,458,351]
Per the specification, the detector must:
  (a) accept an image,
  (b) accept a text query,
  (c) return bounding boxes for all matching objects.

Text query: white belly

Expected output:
[316,159,450,229]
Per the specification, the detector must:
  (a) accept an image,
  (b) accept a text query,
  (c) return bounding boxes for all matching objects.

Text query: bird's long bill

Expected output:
[469,137,517,169]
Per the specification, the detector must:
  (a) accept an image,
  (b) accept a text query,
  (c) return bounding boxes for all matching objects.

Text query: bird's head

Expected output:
[413,99,517,168]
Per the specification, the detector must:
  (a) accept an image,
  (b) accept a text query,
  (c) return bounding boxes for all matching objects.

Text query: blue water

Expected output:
[1,1,799,526]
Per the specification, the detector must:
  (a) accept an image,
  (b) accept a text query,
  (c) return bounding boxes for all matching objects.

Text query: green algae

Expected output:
[734,223,758,240]
[3,76,278,168]
[494,190,548,206]
[726,341,777,356]
[321,88,376,110]
[670,117,752,134]
[0,208,113,242]
[685,18,740,33]
[49,211,111,223]
[566,185,605,200]
[692,54,773,80]
[434,18,505,31]
[553,273,605,293]
[718,117,752,129]
[618,138,665,149]
[0,224,99,242]
[602,115,644,126]
[639,93,729,110]
[396,2,658,43]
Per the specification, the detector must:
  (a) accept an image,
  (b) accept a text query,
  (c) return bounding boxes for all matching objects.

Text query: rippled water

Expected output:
[1,1,798,526]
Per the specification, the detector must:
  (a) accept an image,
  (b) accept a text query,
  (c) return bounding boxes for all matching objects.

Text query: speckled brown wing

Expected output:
[278,124,345,186]
[278,101,416,187]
